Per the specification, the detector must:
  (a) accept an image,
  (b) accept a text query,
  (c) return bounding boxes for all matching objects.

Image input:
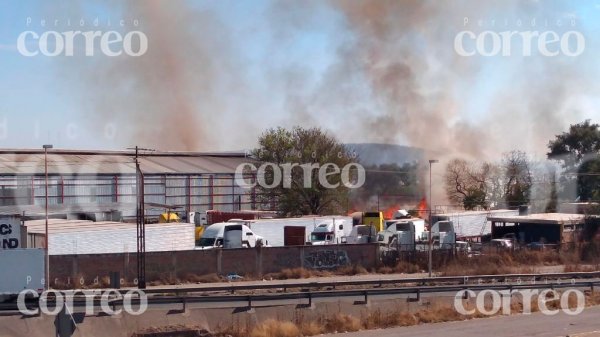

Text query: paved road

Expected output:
[326,306,600,337]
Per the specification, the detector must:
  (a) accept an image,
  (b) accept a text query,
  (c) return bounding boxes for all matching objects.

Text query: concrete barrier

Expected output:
[49,244,379,287]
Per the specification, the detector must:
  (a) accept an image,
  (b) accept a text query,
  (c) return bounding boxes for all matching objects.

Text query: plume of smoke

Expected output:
[49,0,592,205]
[286,0,592,204]
[62,0,250,151]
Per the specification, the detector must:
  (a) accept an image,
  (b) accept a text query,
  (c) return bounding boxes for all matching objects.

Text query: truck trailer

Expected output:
[0,248,45,302]
[244,216,353,247]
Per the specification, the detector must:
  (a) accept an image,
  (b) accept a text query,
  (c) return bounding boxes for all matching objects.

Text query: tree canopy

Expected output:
[444,151,532,210]
[250,126,358,216]
[547,120,600,201]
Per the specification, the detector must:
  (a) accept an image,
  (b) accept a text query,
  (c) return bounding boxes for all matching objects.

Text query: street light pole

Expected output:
[43,144,53,289]
[428,159,438,278]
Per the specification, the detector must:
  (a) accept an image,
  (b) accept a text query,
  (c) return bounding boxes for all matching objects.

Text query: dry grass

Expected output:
[265,265,371,280]
[213,303,473,337]
[393,261,421,273]
[377,266,394,274]
[205,288,600,337]
[297,321,323,336]
[193,273,222,283]
[440,252,554,276]
[414,304,467,323]
[362,308,417,329]
[132,325,211,336]
[265,268,315,280]
[563,264,599,273]
[323,313,362,333]
[249,319,300,337]
[141,247,593,287]
[335,264,369,276]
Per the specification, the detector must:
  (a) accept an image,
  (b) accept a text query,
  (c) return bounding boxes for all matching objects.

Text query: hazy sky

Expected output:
[1,0,599,161]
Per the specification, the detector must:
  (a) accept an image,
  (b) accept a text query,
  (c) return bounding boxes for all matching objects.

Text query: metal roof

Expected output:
[435,209,519,217]
[0,202,136,217]
[488,213,586,225]
[0,149,250,175]
[434,209,519,238]
[23,219,195,255]
[24,219,189,234]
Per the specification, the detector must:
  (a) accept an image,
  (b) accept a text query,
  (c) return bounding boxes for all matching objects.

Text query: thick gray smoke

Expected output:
[267,0,593,202]
[60,0,252,151]
[50,0,593,205]
[319,0,589,161]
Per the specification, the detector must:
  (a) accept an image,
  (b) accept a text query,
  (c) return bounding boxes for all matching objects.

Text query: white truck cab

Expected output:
[309,219,351,245]
[347,225,377,244]
[431,220,456,249]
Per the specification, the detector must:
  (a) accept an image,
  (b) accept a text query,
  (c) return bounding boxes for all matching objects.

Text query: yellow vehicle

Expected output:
[351,211,384,232]
[159,212,180,223]
[362,211,384,232]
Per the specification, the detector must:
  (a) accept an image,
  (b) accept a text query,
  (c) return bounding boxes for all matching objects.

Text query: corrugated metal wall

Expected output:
[0,173,256,220]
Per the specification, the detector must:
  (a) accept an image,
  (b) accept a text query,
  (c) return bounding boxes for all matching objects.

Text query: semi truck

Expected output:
[244,216,353,247]
[350,211,384,236]
[377,221,415,251]
[189,210,261,244]
[362,211,384,232]
[197,216,355,248]
[378,219,426,251]
[308,218,353,245]
[0,248,45,302]
[431,220,456,249]
[384,218,426,242]
[346,225,377,244]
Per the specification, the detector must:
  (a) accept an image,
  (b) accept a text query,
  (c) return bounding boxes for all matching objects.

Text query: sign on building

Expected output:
[0,218,21,249]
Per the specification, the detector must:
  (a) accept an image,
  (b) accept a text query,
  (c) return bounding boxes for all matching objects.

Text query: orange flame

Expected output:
[382,205,398,219]
[417,197,428,219]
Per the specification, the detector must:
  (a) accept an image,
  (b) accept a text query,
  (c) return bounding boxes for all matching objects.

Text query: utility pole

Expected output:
[129,146,154,289]
[428,159,438,278]
[43,144,53,289]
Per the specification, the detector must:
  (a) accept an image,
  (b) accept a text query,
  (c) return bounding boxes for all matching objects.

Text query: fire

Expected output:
[417,197,428,219]
[349,197,428,220]
[382,205,398,219]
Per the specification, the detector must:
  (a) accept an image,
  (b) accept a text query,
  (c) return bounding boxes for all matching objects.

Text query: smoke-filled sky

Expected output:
[1,0,600,162]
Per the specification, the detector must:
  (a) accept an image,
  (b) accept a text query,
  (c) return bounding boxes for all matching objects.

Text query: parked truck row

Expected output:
[195,215,355,249]
[192,209,459,252]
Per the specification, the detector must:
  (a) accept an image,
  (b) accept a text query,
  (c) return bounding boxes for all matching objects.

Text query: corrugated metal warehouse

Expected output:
[432,209,520,241]
[0,149,258,219]
[25,219,195,255]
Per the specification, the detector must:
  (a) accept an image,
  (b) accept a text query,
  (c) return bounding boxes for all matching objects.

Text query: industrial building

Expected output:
[488,213,586,244]
[0,149,259,220]
[24,219,194,255]
[432,209,519,241]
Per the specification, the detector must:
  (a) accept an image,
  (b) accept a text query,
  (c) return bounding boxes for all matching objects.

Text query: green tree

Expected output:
[250,126,357,216]
[547,120,600,201]
[577,158,600,201]
[548,120,600,170]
